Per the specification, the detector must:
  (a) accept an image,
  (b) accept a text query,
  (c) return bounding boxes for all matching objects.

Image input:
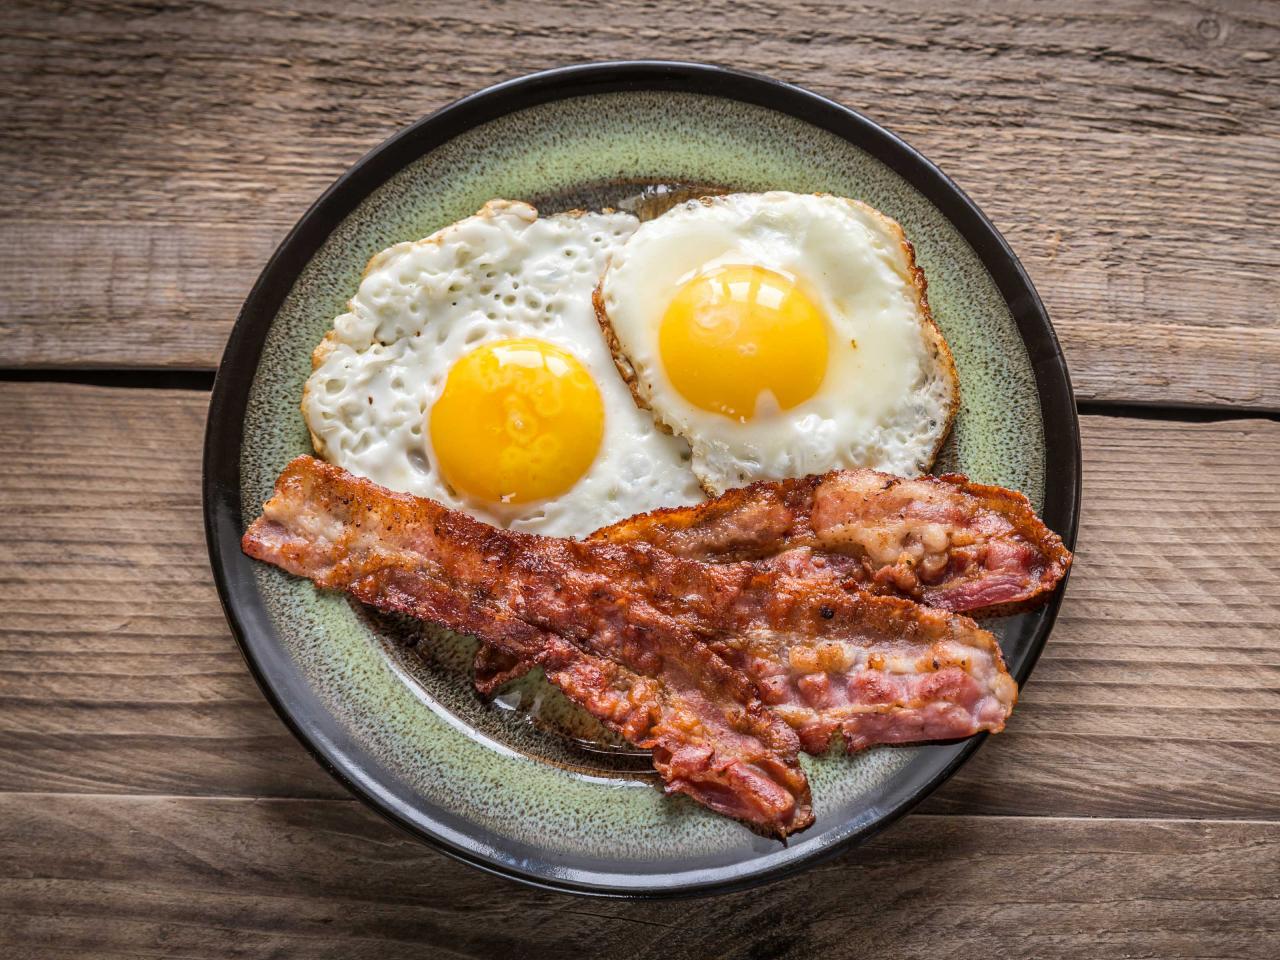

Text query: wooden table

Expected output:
[2,2,1277,956]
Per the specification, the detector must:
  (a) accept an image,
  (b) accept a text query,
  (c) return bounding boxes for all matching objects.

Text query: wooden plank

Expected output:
[1,1,1278,407]
[0,383,343,801]
[0,221,284,370]
[1,382,1277,818]
[930,411,1280,817]
[0,796,1275,959]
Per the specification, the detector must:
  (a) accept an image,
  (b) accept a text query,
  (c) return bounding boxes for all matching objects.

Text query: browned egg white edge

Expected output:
[591,192,961,497]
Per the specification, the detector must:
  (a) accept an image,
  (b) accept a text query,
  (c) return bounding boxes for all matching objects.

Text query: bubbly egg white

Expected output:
[599,192,958,495]
[303,200,703,535]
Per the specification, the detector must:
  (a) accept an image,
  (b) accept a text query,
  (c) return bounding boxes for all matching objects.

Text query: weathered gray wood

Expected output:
[0,795,1276,959]
[1,383,1277,821]
[1,1,1278,408]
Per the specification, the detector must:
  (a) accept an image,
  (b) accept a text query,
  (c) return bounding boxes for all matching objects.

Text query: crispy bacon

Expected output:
[243,457,1019,833]
[591,469,1071,617]
[714,580,1016,753]
[476,468,1068,696]
[244,457,812,836]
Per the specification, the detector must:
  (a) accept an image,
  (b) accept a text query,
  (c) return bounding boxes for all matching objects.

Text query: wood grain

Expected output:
[1,382,1277,820]
[1,1,1278,408]
[1,795,1276,959]
[0,383,342,801]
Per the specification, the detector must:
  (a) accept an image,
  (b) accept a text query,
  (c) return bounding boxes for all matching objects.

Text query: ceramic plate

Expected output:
[204,61,1080,897]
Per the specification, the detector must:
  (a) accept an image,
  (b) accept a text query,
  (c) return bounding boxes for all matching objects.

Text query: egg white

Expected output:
[302,199,703,535]
[598,192,959,495]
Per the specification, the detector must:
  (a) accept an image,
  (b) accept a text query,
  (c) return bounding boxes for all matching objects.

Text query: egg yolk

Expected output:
[429,338,604,505]
[658,264,829,421]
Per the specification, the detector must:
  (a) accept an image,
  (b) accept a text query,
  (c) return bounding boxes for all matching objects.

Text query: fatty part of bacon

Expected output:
[591,469,1072,618]
[243,456,813,837]
[246,456,1017,773]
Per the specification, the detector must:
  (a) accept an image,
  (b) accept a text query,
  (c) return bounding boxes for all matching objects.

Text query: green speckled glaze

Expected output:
[240,91,1044,867]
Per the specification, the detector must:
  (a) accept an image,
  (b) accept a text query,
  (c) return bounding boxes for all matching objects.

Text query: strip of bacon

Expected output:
[713,577,1017,753]
[244,457,812,837]
[243,457,1019,831]
[591,469,1072,618]
[473,576,1017,754]
[475,468,1068,696]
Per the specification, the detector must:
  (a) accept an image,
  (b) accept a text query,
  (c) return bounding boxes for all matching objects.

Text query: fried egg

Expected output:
[598,191,959,495]
[302,200,703,535]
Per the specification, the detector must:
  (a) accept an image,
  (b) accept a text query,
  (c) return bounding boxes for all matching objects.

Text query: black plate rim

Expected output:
[203,60,1082,899]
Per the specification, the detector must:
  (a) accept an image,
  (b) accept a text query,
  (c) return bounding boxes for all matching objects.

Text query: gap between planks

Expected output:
[4,371,1279,425]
